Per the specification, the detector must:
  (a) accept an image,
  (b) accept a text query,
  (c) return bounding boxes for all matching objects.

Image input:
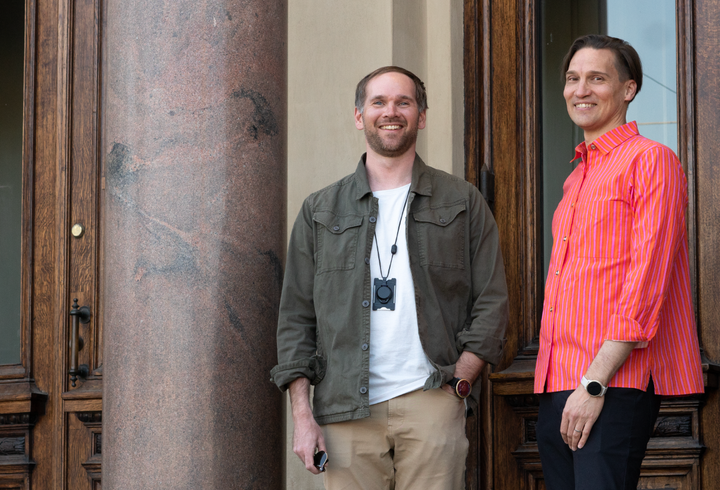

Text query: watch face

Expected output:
[456,379,472,398]
[587,381,603,396]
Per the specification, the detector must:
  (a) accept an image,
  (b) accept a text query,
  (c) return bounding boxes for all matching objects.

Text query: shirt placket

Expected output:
[546,152,588,337]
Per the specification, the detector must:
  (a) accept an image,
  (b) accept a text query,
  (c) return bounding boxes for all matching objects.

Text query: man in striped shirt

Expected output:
[534,35,704,490]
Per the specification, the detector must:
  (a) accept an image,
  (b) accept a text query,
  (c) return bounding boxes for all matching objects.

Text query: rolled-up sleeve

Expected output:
[606,146,687,344]
[270,198,325,391]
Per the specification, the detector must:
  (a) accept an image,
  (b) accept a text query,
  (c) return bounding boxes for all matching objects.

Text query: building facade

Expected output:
[0,1,718,489]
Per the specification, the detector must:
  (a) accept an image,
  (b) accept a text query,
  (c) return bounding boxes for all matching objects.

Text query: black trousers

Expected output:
[536,379,661,490]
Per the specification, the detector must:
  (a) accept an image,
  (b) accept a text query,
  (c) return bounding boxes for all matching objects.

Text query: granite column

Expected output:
[101,1,286,488]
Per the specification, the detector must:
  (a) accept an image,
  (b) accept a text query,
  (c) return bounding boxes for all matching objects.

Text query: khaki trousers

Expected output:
[322,388,468,490]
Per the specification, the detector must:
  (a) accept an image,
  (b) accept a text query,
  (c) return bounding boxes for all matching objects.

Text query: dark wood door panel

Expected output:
[0,0,103,487]
[68,412,102,490]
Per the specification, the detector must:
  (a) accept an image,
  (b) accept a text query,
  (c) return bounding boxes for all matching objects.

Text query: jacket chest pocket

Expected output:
[314,211,364,274]
[412,203,466,269]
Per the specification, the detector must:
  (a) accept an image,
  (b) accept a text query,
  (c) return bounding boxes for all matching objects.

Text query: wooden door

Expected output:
[463,0,720,489]
[0,0,104,488]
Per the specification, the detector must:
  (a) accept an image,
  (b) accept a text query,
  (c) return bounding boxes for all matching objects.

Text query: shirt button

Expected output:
[361,343,369,351]
[364,257,370,265]
[570,203,575,207]
[550,307,553,312]
[590,144,596,150]
[333,225,340,231]
[563,236,567,241]
[555,270,559,275]
[369,216,377,223]
[362,300,369,308]
[360,387,367,394]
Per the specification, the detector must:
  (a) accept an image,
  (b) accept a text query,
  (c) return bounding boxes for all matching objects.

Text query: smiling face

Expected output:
[354,71,426,158]
[563,48,637,143]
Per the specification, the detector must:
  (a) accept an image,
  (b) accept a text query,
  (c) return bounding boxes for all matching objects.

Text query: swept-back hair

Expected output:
[355,66,428,114]
[563,34,643,101]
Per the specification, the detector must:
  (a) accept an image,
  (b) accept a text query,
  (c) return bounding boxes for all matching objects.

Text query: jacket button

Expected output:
[369,216,377,223]
[362,343,368,351]
[362,300,370,307]
[360,387,367,394]
[365,257,370,265]
[440,218,446,224]
[333,225,340,231]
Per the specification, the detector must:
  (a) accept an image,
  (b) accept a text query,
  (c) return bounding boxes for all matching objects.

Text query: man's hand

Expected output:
[292,411,326,474]
[442,351,486,396]
[558,340,637,450]
[289,378,326,474]
[560,385,604,450]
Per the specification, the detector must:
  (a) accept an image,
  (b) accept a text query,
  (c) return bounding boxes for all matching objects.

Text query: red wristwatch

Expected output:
[448,377,472,399]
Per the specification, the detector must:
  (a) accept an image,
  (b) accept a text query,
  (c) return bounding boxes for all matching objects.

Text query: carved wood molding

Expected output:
[0,415,32,427]
[0,415,34,481]
[0,381,47,417]
[0,437,25,456]
[77,411,102,483]
[75,411,102,426]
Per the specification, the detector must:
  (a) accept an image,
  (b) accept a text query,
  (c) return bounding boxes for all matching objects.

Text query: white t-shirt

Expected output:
[368,184,434,405]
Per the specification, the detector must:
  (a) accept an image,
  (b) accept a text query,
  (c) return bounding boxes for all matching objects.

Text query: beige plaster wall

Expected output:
[285,1,464,488]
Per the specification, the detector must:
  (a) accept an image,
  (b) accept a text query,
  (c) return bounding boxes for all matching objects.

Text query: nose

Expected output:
[575,78,591,97]
[383,102,399,117]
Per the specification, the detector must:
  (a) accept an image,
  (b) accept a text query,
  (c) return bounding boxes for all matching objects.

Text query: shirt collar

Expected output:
[571,121,639,162]
[353,153,433,200]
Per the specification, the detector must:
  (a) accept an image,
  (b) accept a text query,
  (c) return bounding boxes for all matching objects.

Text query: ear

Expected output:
[418,110,427,130]
[354,107,364,130]
[624,79,638,103]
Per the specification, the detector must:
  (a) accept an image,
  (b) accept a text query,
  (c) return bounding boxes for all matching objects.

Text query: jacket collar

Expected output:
[353,153,433,200]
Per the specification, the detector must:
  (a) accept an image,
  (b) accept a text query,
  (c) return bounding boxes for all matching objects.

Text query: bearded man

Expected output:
[271,66,509,490]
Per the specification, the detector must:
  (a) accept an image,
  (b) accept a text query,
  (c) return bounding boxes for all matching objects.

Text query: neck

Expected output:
[584,116,628,145]
[364,147,416,192]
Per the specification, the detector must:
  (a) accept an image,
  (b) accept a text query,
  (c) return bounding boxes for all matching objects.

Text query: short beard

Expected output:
[363,123,418,158]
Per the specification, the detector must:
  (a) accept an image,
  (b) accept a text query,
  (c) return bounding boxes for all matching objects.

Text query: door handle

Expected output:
[69,298,90,387]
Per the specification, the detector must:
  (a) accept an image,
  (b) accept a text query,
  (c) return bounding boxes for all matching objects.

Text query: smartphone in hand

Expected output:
[313,451,328,472]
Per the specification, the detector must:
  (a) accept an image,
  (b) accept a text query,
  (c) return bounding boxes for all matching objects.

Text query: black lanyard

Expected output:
[373,185,411,280]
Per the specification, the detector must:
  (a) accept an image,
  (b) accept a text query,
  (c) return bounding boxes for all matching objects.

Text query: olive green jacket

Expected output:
[270,155,508,425]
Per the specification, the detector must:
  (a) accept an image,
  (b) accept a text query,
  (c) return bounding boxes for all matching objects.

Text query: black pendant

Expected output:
[373,278,396,311]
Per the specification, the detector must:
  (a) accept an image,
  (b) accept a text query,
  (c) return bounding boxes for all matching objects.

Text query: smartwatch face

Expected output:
[586,381,603,396]
[456,379,471,398]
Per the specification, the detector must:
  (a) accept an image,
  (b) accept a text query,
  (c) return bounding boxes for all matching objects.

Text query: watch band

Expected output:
[581,375,608,397]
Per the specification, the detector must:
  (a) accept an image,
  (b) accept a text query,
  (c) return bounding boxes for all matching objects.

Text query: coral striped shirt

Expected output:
[534,122,704,396]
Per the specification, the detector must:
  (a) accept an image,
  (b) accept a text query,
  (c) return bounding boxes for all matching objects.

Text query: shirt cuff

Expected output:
[605,314,648,344]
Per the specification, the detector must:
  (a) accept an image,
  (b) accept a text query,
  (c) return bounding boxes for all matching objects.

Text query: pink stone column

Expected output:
[101,1,285,488]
